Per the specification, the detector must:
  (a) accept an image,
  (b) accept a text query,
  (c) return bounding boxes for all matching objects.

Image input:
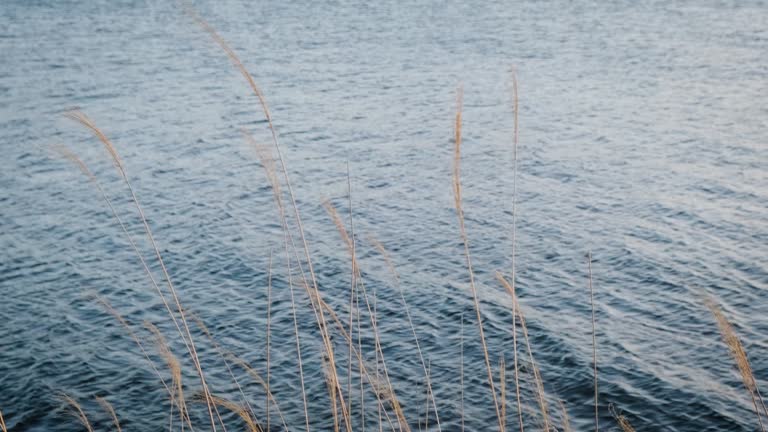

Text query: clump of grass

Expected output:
[497,273,551,431]
[707,296,768,431]
[609,404,635,432]
[60,394,94,432]
[41,6,768,432]
[207,394,263,432]
[452,86,504,432]
[95,397,122,432]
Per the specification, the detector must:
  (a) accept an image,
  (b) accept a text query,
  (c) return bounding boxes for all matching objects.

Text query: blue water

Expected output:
[2,1,767,430]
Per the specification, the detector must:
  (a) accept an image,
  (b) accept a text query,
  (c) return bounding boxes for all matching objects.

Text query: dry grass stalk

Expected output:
[266,250,273,432]
[460,312,465,432]
[500,356,507,431]
[558,401,572,432]
[588,251,599,432]
[452,86,504,431]
[609,404,635,432]
[497,273,550,431]
[190,313,268,432]
[508,68,525,432]
[0,409,6,432]
[186,7,352,429]
[247,131,311,431]
[226,354,291,432]
[95,397,122,432]
[346,168,358,422]
[368,235,441,429]
[60,394,94,432]
[707,297,767,431]
[323,201,412,431]
[144,321,191,431]
[308,283,399,432]
[94,295,172,397]
[208,395,263,432]
[64,112,219,431]
[54,145,201,409]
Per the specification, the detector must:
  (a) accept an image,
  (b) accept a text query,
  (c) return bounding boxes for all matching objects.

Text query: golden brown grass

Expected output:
[247,130,311,431]
[188,8,352,430]
[65,110,220,431]
[226,355,290,432]
[207,395,263,432]
[368,235,441,429]
[145,321,192,431]
[60,394,94,432]
[42,8,768,432]
[95,397,122,432]
[707,297,767,431]
[609,404,636,432]
[588,251,599,432]
[497,273,551,431]
[507,69,526,432]
[558,401,572,432]
[323,200,411,432]
[452,85,505,432]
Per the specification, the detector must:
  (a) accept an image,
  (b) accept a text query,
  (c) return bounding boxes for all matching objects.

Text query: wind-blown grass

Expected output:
[4,6,760,432]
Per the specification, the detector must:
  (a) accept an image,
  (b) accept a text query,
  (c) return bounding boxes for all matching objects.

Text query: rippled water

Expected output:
[2,1,767,431]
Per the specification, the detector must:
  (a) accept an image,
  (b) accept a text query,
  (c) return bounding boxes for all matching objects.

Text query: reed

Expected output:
[368,235,441,429]
[609,404,635,432]
[95,397,122,432]
[0,409,6,432]
[247,131,311,431]
[64,111,220,431]
[144,321,193,431]
[190,313,263,432]
[266,250,273,432]
[497,273,551,431]
[60,394,94,432]
[207,395,263,432]
[558,401,572,432]
[460,312,465,432]
[226,354,290,431]
[707,297,767,431]
[588,251,599,432]
[39,10,768,431]
[187,8,352,430]
[452,86,504,432]
[500,356,507,431]
[323,200,411,431]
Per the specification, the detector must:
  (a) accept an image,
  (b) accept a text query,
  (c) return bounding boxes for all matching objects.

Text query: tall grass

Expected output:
[4,6,759,432]
[707,297,768,431]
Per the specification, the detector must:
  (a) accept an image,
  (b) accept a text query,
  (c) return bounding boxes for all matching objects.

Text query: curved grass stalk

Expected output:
[587,252,599,432]
[95,397,122,432]
[60,394,94,432]
[226,355,292,432]
[497,273,550,431]
[145,321,194,431]
[368,235,441,430]
[247,131,312,431]
[184,7,351,427]
[508,69,525,432]
[63,113,221,431]
[452,86,504,431]
[208,395,263,432]
[609,404,635,432]
[190,314,268,432]
[323,201,412,431]
[707,297,767,432]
